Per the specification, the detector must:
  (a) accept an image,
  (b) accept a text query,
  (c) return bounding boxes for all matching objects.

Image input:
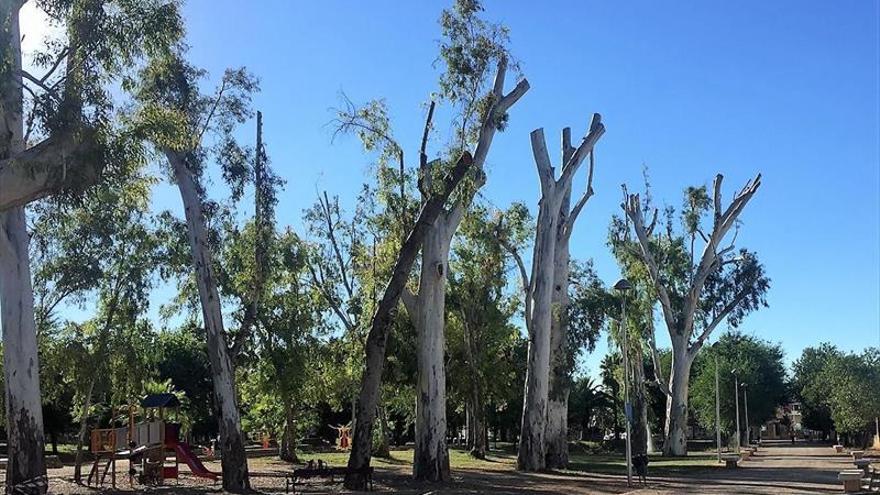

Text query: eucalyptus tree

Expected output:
[446,203,521,459]
[30,172,159,481]
[230,228,326,462]
[509,117,605,471]
[133,49,258,490]
[616,174,769,455]
[0,0,179,488]
[335,0,528,482]
[690,332,786,447]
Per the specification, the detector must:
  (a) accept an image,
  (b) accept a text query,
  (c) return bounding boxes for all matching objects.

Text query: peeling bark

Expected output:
[167,150,250,492]
[0,6,47,492]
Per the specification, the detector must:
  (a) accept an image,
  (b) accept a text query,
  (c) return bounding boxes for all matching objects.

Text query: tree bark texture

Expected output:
[168,150,250,492]
[0,6,48,492]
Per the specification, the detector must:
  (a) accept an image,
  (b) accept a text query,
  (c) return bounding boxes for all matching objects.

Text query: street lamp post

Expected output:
[614,279,633,488]
[732,369,741,453]
[742,383,750,447]
[715,352,721,462]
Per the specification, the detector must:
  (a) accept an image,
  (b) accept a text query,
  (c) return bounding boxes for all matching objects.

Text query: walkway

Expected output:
[634,440,866,494]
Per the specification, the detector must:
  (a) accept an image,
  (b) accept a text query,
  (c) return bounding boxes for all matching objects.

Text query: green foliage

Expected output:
[792,344,880,436]
[689,332,786,436]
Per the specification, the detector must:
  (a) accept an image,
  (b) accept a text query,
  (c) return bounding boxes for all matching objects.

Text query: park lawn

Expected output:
[293,441,719,476]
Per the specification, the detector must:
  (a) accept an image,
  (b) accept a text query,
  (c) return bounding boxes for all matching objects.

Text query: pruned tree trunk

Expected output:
[519,118,604,472]
[168,150,250,492]
[0,7,48,492]
[545,208,572,469]
[405,219,453,481]
[663,344,692,456]
[345,152,474,491]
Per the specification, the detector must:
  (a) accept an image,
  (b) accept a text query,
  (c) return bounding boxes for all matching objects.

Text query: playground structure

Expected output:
[88,393,218,487]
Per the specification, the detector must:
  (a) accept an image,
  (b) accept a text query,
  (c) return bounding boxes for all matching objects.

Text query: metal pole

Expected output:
[743,385,750,446]
[621,296,632,487]
[734,372,741,453]
[715,353,721,462]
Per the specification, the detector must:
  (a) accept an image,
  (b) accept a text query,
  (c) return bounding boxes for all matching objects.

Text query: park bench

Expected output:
[285,466,374,493]
[864,466,879,492]
[854,459,872,476]
[720,453,741,469]
[838,470,864,493]
[852,450,865,460]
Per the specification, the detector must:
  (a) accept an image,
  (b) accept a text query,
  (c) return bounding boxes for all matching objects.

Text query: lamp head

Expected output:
[614,279,633,291]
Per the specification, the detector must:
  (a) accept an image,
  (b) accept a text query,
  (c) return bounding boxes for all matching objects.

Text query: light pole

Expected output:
[732,369,741,453]
[614,278,633,488]
[715,351,721,462]
[742,383,750,447]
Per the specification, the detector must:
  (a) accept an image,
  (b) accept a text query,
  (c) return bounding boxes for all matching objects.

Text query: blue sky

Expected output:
[28,1,880,375]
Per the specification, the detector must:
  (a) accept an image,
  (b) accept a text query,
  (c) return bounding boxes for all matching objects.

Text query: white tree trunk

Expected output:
[168,151,250,492]
[663,342,692,456]
[411,217,451,481]
[545,223,571,468]
[0,7,48,491]
[518,188,561,471]
[519,119,604,472]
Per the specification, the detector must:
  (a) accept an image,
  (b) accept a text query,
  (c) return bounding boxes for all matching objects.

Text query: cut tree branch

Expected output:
[0,129,100,212]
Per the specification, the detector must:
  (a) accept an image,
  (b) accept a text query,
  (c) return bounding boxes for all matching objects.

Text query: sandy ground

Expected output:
[10,440,874,494]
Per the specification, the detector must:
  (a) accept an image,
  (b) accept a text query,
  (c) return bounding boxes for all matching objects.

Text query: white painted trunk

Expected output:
[169,152,250,492]
[0,8,48,491]
[518,189,561,471]
[662,343,692,456]
[545,227,571,469]
[411,218,451,481]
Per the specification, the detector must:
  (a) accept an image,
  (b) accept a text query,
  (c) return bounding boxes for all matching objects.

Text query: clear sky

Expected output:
[22,1,880,376]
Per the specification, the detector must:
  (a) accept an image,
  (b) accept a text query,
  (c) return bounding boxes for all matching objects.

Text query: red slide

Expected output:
[175,442,219,480]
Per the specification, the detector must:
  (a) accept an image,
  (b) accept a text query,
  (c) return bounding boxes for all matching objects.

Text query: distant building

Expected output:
[762,402,803,439]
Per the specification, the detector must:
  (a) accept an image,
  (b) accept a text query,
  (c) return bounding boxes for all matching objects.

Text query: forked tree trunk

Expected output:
[0,8,48,492]
[519,118,604,472]
[345,153,473,491]
[168,150,250,492]
[406,219,452,481]
[663,343,692,456]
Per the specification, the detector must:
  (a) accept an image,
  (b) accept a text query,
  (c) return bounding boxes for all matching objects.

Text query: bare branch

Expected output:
[320,191,355,299]
[647,322,671,396]
[689,279,759,356]
[558,113,605,188]
[530,128,554,192]
[566,150,596,234]
[417,100,437,198]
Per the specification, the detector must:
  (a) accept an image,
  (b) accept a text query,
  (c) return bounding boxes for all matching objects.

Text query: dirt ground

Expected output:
[11,440,874,494]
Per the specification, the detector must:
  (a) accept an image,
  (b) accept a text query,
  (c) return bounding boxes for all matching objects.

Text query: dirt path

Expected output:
[632,440,866,494]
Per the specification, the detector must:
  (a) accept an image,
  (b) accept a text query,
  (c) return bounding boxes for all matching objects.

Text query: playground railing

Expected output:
[90,426,129,454]
[90,420,166,454]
